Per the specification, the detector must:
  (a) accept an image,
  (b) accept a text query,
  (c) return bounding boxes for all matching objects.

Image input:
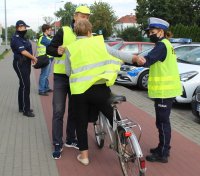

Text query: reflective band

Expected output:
[54,59,66,64]
[70,70,116,83]
[72,60,122,74]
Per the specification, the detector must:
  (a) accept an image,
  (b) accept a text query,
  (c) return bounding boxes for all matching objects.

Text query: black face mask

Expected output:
[149,33,160,43]
[17,30,27,38]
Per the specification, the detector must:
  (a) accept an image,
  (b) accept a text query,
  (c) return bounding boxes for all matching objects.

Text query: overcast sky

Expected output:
[0,0,137,31]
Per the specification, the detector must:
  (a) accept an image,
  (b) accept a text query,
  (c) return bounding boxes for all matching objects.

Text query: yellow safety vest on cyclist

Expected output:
[53,26,76,74]
[37,34,51,58]
[67,35,122,95]
[148,39,182,98]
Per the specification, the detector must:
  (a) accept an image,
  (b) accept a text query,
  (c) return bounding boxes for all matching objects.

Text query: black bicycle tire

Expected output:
[93,112,105,149]
[116,126,145,176]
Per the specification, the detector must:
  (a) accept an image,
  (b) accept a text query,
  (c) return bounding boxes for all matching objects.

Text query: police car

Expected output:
[116,38,200,91]
[175,47,200,103]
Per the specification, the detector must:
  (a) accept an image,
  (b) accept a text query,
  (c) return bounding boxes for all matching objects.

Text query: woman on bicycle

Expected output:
[137,17,182,163]
[65,19,139,165]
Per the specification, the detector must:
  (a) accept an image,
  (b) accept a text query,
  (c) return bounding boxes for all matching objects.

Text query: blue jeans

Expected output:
[38,58,53,93]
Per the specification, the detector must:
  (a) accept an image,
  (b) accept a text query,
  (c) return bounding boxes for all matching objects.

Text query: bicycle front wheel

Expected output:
[116,127,145,176]
[93,112,105,149]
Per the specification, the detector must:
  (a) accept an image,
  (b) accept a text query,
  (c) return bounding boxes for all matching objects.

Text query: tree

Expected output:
[43,16,54,25]
[89,1,117,38]
[136,0,200,29]
[119,27,142,41]
[55,2,77,26]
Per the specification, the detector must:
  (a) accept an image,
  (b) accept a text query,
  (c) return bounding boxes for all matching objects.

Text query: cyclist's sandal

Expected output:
[77,154,89,166]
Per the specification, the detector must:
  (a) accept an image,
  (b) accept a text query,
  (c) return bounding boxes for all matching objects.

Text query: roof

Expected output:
[116,15,137,24]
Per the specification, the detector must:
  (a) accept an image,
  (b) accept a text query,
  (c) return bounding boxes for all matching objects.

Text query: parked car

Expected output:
[191,85,200,122]
[175,47,200,103]
[116,42,200,91]
[112,41,154,55]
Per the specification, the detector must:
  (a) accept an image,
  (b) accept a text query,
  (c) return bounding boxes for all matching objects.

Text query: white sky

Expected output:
[0,0,137,32]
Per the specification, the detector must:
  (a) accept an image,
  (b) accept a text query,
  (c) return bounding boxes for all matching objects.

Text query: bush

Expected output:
[119,27,142,41]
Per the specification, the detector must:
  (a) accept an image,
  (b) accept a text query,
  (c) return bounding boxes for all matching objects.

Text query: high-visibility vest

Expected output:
[148,38,182,98]
[53,26,76,74]
[67,35,122,95]
[37,34,52,57]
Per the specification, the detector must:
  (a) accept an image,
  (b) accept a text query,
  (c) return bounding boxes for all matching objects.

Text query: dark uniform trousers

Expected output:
[154,98,174,156]
[52,74,76,145]
[13,59,31,112]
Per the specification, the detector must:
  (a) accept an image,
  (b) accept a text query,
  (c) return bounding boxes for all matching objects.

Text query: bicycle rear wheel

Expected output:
[116,127,145,176]
[93,112,105,149]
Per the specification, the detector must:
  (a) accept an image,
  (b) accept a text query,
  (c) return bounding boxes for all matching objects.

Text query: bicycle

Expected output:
[93,94,146,176]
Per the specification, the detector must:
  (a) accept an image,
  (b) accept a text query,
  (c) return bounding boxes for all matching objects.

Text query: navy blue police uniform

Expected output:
[10,22,33,116]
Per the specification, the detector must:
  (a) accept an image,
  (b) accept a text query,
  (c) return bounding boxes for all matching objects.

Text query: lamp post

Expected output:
[54,1,64,34]
[4,0,8,48]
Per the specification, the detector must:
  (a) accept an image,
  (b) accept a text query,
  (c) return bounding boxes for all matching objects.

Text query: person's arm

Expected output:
[106,44,137,64]
[14,37,37,63]
[40,35,51,46]
[142,42,167,67]
[65,50,71,76]
[21,50,37,64]
[46,28,64,57]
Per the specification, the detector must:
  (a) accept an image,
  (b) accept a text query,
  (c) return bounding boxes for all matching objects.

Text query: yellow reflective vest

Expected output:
[148,39,182,98]
[37,34,51,57]
[53,26,76,74]
[67,35,122,95]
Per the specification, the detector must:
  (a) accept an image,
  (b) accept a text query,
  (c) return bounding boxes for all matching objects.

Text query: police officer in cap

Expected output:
[11,20,37,117]
[137,17,182,163]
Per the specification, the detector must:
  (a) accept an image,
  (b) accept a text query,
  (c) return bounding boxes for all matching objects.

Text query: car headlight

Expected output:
[180,71,198,82]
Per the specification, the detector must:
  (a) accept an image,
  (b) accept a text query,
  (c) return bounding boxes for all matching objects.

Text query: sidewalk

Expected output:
[0,51,59,176]
[1,50,200,176]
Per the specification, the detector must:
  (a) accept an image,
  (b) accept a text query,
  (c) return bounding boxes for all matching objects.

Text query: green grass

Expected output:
[0,49,9,60]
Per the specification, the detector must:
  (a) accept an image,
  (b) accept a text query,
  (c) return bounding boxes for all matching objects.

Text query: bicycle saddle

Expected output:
[108,94,126,105]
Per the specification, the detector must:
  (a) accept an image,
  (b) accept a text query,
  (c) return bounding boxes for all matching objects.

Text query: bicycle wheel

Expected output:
[93,112,105,148]
[116,127,145,176]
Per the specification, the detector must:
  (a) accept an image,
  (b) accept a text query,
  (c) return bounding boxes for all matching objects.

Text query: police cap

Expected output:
[16,20,30,27]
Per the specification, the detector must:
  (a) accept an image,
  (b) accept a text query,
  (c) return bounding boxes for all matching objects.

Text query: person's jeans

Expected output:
[38,58,53,93]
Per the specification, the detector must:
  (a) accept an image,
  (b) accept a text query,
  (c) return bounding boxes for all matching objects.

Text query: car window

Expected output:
[142,44,154,52]
[178,48,200,64]
[175,46,200,57]
[121,44,139,54]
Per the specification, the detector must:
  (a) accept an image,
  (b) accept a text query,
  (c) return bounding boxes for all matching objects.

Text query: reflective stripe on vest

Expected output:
[148,39,182,98]
[37,34,52,57]
[67,35,122,95]
[53,26,76,74]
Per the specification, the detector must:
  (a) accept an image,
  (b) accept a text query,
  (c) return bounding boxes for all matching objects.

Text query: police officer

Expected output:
[137,17,182,163]
[11,20,37,117]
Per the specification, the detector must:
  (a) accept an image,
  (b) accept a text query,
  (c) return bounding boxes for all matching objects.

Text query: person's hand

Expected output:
[58,46,65,55]
[32,57,38,65]
[137,56,146,65]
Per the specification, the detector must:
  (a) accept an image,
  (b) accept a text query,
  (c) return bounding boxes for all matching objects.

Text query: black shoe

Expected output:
[64,139,79,150]
[39,92,49,96]
[150,147,170,157]
[23,111,35,117]
[146,153,168,163]
[46,89,53,92]
[19,109,33,113]
[52,144,63,159]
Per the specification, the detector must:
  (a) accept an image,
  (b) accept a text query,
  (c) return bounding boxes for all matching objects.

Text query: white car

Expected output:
[175,47,200,103]
[116,42,200,90]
